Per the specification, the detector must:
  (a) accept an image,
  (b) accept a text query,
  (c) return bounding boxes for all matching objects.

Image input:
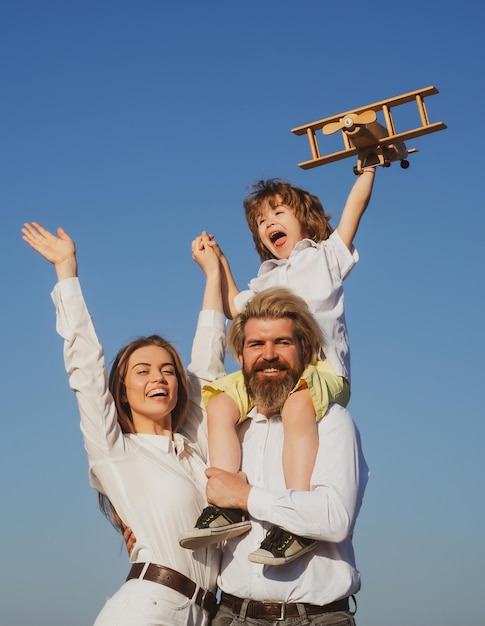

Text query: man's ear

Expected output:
[237,354,244,365]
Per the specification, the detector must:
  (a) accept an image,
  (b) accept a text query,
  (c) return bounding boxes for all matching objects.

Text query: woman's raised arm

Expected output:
[21,222,78,282]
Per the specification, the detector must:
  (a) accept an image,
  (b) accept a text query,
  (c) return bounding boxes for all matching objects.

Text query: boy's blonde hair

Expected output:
[244,179,333,261]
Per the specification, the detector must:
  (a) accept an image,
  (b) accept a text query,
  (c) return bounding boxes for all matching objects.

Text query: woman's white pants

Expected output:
[93,579,211,626]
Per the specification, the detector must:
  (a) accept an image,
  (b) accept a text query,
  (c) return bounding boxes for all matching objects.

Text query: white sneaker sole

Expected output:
[179,521,252,550]
[248,540,317,565]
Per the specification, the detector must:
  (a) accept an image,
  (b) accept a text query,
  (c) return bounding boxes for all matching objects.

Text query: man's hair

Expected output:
[243,179,333,261]
[227,287,324,363]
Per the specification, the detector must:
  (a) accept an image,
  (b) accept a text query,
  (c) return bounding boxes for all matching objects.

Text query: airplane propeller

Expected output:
[322,109,377,135]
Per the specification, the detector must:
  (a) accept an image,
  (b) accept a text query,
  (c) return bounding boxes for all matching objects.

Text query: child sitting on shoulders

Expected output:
[179,168,376,565]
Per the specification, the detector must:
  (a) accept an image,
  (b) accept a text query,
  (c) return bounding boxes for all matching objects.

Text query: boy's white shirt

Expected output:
[234,230,358,381]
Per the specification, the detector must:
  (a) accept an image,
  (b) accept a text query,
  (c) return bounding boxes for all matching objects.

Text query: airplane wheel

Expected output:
[383,159,391,168]
[353,166,360,176]
[400,159,410,169]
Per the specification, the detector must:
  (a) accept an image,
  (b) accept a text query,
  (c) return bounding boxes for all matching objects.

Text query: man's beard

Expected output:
[242,359,303,416]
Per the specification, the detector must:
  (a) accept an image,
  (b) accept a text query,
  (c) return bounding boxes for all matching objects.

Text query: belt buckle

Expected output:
[276,602,286,621]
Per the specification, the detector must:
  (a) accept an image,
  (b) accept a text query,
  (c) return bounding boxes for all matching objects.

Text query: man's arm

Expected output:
[206,405,369,543]
[256,407,368,542]
[336,168,376,249]
[205,467,252,509]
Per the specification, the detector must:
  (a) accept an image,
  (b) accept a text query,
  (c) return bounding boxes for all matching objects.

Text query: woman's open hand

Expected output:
[22,222,78,280]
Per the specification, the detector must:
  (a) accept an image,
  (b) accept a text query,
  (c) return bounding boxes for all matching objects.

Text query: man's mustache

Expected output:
[253,361,287,372]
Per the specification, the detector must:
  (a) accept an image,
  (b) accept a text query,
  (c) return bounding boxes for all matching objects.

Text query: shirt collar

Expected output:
[133,432,188,457]
[260,238,317,269]
[247,405,280,423]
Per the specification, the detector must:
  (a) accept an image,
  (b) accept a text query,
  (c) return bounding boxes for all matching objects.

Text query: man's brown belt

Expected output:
[220,591,350,620]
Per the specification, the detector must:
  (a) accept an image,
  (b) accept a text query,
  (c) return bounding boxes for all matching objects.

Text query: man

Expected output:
[205,287,369,626]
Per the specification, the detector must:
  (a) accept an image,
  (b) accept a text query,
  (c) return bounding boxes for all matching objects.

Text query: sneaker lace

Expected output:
[260,525,288,550]
[195,506,220,527]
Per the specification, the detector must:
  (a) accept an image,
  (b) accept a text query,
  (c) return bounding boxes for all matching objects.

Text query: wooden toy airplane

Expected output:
[291,86,447,174]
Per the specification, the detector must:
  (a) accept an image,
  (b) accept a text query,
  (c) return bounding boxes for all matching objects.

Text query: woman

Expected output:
[22,222,225,626]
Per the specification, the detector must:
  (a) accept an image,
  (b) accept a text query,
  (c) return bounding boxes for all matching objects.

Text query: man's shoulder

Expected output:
[325,403,351,416]
[317,405,364,455]
[319,403,357,430]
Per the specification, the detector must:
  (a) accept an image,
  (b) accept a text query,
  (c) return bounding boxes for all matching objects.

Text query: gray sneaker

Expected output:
[179,506,251,550]
[248,525,316,565]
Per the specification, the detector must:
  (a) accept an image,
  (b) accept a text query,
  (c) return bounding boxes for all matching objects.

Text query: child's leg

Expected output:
[248,386,317,566]
[179,391,251,550]
[207,392,241,473]
[280,386,318,491]
[249,366,348,566]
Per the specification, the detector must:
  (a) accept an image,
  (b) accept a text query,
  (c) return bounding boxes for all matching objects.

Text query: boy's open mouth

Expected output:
[269,231,285,243]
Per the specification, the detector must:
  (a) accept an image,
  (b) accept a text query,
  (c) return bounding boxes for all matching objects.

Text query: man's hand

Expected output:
[205,467,252,511]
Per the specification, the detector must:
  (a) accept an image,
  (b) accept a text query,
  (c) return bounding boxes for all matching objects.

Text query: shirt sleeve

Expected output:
[51,277,124,492]
[233,289,255,313]
[247,405,369,542]
[179,310,227,461]
[325,230,359,281]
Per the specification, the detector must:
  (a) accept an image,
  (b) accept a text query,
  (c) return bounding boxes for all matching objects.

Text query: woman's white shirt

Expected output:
[52,277,225,592]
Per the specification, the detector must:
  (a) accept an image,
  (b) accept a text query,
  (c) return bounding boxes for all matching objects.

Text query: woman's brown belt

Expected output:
[127,562,218,618]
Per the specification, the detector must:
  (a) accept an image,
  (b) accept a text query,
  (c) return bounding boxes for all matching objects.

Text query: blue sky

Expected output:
[1,1,483,625]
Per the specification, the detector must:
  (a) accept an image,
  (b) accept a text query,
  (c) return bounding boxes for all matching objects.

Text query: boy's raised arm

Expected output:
[218,252,240,320]
[336,168,376,249]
